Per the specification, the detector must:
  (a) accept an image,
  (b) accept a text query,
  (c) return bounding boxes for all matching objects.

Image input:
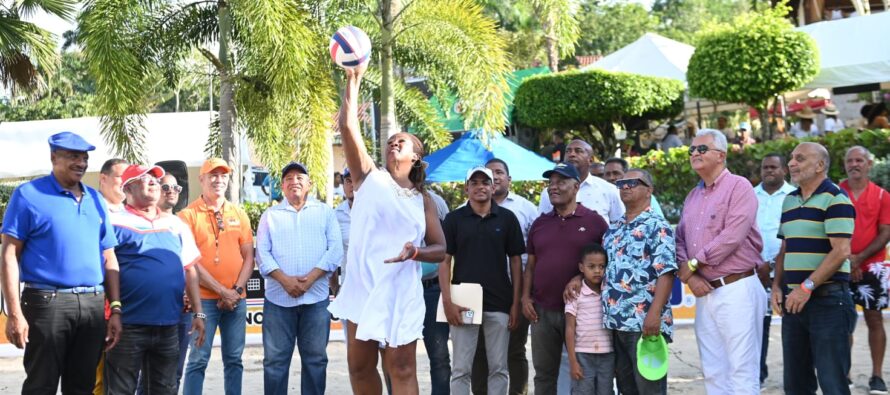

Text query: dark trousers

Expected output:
[422,281,451,395]
[105,324,180,395]
[613,331,666,395]
[137,312,192,395]
[471,313,530,394]
[782,285,856,395]
[530,306,565,395]
[760,314,771,383]
[20,289,106,395]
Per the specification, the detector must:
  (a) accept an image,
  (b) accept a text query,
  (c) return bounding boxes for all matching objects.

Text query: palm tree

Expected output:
[79,0,334,202]
[355,0,513,160]
[530,0,580,72]
[79,0,512,202]
[0,0,76,93]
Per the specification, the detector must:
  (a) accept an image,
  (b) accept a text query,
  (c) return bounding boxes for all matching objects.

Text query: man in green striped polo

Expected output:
[772,142,857,395]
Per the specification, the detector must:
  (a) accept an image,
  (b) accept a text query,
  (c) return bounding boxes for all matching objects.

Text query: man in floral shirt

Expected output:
[603,168,677,394]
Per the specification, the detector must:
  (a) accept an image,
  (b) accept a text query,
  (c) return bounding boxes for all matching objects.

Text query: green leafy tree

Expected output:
[1,51,96,121]
[652,0,754,44]
[530,0,581,72]
[686,3,819,139]
[514,69,685,158]
[0,0,75,92]
[575,1,658,56]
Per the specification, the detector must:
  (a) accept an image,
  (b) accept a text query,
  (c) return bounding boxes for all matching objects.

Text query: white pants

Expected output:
[694,274,766,395]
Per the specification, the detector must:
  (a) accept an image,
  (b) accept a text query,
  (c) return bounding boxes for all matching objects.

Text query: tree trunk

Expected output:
[543,12,559,72]
[218,0,240,203]
[378,0,400,162]
[758,105,771,141]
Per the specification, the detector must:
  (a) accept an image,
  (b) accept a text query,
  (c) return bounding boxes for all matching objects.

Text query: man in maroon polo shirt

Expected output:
[521,162,608,395]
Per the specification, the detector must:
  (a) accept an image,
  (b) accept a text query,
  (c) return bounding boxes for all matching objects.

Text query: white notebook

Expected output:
[436,283,484,325]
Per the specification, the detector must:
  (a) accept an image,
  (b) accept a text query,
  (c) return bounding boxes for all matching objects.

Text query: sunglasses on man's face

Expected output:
[688,144,724,155]
[615,178,650,189]
[161,184,183,193]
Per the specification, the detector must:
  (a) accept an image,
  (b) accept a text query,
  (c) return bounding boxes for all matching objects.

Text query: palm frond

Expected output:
[79,0,158,162]
[16,0,76,20]
[394,0,511,136]
[360,67,451,151]
[232,0,338,196]
[0,11,59,91]
[150,2,219,87]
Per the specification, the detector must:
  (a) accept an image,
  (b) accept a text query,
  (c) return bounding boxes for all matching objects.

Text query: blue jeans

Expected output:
[105,324,180,395]
[137,312,192,395]
[781,285,856,395]
[422,281,451,395]
[262,299,331,395]
[183,299,247,395]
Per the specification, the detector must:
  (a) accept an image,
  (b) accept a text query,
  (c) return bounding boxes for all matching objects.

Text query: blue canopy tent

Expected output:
[424,130,554,182]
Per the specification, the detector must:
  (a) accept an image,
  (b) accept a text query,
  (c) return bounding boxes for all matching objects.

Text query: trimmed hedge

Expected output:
[513,69,685,129]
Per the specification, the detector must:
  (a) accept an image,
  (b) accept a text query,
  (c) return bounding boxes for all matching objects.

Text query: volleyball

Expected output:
[330,26,372,69]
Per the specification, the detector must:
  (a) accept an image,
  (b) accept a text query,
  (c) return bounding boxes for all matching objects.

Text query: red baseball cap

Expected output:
[121,164,165,187]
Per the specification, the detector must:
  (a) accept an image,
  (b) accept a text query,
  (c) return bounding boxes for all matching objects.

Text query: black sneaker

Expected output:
[870,376,888,394]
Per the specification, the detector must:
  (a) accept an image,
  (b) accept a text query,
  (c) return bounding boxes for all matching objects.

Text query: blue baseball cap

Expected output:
[281,162,309,178]
[342,167,351,178]
[48,131,96,152]
[542,162,580,182]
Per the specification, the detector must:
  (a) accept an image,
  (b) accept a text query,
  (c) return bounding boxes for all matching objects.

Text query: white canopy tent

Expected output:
[581,32,695,83]
[798,11,890,89]
[0,111,255,179]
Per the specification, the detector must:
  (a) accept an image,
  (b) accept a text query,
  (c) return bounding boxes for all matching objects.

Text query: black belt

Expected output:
[422,278,439,288]
[812,282,848,297]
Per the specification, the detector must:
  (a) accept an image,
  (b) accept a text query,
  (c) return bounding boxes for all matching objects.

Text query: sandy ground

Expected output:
[0,320,885,394]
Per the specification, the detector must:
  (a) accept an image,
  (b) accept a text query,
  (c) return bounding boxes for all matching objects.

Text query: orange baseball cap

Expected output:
[200,158,232,176]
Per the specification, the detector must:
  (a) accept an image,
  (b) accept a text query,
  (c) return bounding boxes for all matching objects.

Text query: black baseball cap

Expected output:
[281,162,308,178]
[542,162,581,182]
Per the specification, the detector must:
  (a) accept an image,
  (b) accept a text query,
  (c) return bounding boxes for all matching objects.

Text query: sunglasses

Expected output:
[688,145,724,155]
[616,178,650,189]
[161,184,183,193]
[214,210,225,232]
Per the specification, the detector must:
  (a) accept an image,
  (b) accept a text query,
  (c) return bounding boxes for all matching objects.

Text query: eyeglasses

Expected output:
[161,184,183,193]
[615,178,650,189]
[688,145,724,155]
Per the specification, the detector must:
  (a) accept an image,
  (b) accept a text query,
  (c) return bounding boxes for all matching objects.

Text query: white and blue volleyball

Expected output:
[330,26,372,69]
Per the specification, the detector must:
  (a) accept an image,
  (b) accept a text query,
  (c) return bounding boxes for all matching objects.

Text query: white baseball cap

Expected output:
[465,166,493,182]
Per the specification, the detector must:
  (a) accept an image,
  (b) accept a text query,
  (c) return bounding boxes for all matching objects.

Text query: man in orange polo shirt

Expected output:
[179,158,255,395]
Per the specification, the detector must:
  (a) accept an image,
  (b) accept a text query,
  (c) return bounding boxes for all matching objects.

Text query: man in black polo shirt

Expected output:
[440,166,525,395]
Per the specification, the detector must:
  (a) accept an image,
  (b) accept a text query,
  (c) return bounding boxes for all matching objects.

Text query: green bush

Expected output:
[241,201,272,234]
[514,69,685,129]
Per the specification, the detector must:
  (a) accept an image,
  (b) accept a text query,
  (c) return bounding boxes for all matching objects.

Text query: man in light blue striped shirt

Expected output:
[256,162,343,395]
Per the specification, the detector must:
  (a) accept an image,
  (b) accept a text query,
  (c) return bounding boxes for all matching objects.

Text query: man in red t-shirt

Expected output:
[840,146,890,393]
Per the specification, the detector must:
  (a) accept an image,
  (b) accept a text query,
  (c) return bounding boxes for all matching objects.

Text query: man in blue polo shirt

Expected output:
[104,164,206,394]
[1,131,121,394]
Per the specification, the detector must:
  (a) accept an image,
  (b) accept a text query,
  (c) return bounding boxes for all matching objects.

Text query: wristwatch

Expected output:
[232,285,244,295]
[194,312,207,320]
[802,278,816,292]
[687,258,699,272]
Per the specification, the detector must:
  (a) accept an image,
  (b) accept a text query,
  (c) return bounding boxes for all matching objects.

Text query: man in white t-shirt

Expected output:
[537,139,625,224]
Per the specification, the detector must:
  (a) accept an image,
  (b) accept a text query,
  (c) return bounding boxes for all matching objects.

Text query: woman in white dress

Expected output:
[328,63,446,394]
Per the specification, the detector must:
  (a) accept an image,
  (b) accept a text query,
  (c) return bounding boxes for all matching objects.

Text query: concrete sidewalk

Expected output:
[0,319,883,394]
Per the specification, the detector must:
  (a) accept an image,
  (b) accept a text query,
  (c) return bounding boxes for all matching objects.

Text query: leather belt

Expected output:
[708,269,756,289]
[422,278,439,289]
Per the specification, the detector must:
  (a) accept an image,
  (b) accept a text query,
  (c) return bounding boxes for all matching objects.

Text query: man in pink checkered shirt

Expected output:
[675,129,767,394]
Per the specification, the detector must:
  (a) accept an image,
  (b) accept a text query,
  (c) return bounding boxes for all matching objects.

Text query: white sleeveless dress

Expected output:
[328,170,426,347]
